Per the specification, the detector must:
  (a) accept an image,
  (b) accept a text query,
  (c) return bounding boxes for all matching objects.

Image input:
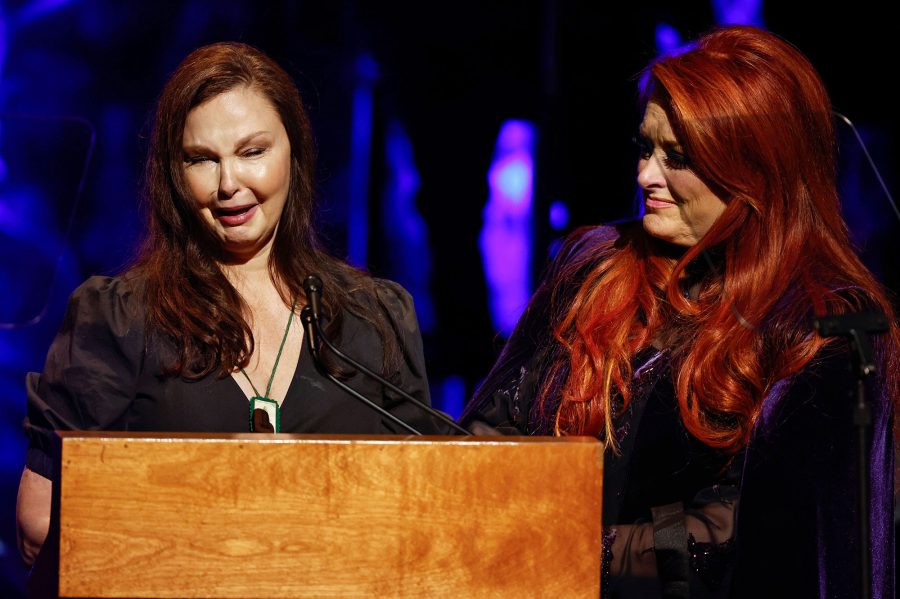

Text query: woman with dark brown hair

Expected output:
[17,42,444,566]
[462,25,897,598]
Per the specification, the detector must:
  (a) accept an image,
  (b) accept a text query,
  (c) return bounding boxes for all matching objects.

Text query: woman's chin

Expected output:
[641,214,674,243]
[641,216,696,249]
[216,236,271,264]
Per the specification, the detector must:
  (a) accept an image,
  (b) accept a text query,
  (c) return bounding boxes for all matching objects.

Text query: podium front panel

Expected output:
[56,432,603,598]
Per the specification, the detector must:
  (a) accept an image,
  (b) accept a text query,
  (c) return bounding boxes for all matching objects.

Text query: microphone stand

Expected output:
[813,310,888,599]
[300,307,422,435]
[303,275,471,436]
[301,301,473,436]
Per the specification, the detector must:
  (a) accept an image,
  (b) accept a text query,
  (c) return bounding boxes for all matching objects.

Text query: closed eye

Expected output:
[662,150,690,170]
[184,155,213,165]
[633,135,691,171]
[242,147,267,158]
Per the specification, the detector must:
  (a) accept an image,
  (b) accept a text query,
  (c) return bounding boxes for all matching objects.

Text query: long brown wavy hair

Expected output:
[130,41,400,379]
[544,26,900,453]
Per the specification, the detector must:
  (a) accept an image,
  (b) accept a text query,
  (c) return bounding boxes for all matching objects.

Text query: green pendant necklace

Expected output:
[241,297,298,433]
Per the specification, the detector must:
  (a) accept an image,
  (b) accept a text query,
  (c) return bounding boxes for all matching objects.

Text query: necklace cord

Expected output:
[240,297,299,400]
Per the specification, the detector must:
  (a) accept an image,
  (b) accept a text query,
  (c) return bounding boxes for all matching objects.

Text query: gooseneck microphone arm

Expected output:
[303,275,472,436]
[300,306,422,435]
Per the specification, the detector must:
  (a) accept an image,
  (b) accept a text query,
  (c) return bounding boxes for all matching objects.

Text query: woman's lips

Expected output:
[215,204,257,226]
[645,196,676,209]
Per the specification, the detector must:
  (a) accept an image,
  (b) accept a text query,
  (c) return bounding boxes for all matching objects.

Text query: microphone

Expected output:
[302,275,472,436]
[303,274,324,325]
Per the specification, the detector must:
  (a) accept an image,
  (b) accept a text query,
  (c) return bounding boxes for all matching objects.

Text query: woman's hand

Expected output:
[16,467,52,566]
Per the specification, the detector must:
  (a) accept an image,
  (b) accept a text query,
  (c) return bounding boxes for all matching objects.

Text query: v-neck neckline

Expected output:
[228,333,308,409]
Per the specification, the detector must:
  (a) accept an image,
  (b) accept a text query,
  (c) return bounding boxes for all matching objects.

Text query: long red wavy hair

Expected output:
[549,26,900,453]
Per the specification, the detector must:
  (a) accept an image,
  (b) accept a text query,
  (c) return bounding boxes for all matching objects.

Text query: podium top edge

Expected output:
[55,431,601,445]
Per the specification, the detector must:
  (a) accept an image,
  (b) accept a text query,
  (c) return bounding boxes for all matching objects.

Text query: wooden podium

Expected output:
[47,432,603,598]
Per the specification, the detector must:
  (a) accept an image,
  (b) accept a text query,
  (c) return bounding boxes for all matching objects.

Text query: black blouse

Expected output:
[24,275,450,480]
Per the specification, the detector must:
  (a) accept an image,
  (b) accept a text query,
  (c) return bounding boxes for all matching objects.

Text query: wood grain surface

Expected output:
[56,433,603,598]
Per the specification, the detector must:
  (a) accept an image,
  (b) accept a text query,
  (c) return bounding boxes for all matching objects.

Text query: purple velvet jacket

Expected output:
[462,224,895,598]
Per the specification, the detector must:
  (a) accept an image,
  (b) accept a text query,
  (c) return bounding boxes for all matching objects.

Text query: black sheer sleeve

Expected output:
[23,276,146,480]
[604,469,739,598]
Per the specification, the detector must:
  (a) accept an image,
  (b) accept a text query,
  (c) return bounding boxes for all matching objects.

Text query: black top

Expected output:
[25,274,450,480]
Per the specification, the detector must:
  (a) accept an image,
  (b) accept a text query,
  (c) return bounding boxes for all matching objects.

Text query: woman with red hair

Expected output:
[463,25,897,598]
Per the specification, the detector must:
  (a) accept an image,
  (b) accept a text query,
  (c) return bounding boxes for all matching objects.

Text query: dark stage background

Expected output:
[1,1,897,594]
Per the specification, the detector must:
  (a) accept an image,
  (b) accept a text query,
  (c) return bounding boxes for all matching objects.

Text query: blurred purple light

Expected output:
[655,23,683,54]
[479,119,536,336]
[712,0,765,27]
[348,53,379,267]
[549,199,569,231]
[489,156,531,206]
[381,120,435,332]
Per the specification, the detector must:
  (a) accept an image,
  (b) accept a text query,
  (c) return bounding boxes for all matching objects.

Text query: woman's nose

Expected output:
[217,160,240,199]
[636,155,664,190]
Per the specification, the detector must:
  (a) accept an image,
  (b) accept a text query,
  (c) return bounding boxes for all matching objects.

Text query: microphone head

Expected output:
[303,274,323,295]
